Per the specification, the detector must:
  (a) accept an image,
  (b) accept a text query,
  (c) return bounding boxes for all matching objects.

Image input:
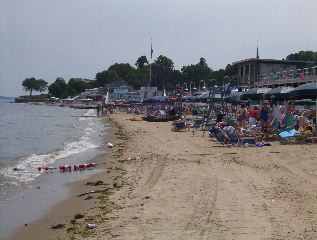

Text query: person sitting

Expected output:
[248,106,259,127]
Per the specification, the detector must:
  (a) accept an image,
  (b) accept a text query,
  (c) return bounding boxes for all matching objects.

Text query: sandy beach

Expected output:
[13,112,317,240]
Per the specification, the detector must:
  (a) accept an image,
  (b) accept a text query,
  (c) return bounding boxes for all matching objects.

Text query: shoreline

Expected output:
[11,112,317,239]
[11,116,127,240]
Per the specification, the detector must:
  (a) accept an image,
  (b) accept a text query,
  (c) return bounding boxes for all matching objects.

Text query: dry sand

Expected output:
[13,113,317,239]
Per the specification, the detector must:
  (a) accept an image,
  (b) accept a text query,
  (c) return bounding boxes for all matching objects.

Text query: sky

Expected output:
[1,0,317,97]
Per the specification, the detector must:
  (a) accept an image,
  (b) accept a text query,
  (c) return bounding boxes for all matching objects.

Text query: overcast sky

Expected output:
[1,0,316,97]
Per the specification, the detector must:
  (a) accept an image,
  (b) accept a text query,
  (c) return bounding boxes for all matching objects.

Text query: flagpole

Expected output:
[149,63,151,87]
[149,39,153,87]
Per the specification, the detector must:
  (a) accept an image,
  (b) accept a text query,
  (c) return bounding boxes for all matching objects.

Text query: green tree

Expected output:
[135,56,149,69]
[286,50,317,63]
[150,55,175,90]
[95,63,141,89]
[48,77,72,98]
[22,77,48,96]
[154,55,174,72]
[181,57,213,89]
[68,78,92,95]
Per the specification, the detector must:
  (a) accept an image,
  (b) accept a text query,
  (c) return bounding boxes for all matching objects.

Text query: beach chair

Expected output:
[278,113,300,144]
[171,120,187,132]
[192,117,205,130]
[223,126,241,145]
[208,124,232,145]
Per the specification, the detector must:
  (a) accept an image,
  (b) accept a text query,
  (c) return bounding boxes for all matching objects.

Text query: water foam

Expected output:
[0,110,100,185]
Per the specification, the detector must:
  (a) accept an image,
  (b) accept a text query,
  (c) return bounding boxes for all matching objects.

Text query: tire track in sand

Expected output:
[130,153,168,200]
[183,177,220,240]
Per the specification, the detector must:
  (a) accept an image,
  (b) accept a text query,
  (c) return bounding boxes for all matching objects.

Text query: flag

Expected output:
[151,40,153,59]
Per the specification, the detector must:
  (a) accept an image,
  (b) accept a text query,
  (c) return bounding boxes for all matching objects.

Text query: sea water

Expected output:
[0,99,108,239]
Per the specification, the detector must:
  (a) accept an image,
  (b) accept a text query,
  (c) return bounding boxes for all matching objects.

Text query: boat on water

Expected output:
[142,115,180,122]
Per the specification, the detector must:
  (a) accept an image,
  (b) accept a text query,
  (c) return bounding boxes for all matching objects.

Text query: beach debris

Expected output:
[37,163,97,172]
[74,213,85,219]
[119,156,139,163]
[86,180,104,186]
[37,166,57,171]
[113,181,124,188]
[84,196,93,200]
[51,223,65,230]
[107,143,114,148]
[73,163,96,171]
[59,165,72,172]
[86,223,96,229]
[13,167,23,171]
[77,188,109,197]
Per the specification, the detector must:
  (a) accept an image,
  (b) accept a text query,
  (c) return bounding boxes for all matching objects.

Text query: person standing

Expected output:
[237,103,248,128]
[96,103,101,117]
[260,101,271,127]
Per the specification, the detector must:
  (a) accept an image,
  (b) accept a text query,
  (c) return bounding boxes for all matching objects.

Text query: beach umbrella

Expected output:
[264,86,294,100]
[241,87,270,100]
[291,82,317,99]
[225,91,242,104]
[289,99,316,106]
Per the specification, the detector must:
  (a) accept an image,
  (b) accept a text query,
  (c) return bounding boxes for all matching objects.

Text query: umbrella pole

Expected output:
[315,99,317,132]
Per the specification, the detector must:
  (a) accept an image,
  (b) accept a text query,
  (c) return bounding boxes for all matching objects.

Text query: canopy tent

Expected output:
[264,86,294,100]
[241,88,270,100]
[290,82,317,99]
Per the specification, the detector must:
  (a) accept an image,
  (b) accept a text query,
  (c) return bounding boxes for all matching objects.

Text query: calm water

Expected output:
[0,99,108,239]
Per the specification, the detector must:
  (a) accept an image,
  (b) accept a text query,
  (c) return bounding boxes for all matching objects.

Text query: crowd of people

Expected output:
[102,98,316,144]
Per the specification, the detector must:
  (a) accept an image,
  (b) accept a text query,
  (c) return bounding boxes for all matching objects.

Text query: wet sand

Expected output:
[13,113,317,239]
[11,117,122,240]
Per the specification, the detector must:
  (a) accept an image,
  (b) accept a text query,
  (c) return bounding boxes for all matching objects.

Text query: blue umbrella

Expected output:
[225,91,242,104]
[291,82,317,99]
[241,87,270,100]
[264,86,294,100]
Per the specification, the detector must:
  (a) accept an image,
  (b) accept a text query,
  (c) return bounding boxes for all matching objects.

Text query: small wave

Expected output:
[0,135,98,185]
[79,109,96,121]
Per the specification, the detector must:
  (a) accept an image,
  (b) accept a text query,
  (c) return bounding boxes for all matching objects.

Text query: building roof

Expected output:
[232,58,314,66]
[104,80,133,89]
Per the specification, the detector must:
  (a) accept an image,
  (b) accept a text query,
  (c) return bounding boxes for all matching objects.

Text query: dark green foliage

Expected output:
[68,78,93,95]
[135,55,149,69]
[22,77,48,96]
[95,63,142,89]
[181,57,213,88]
[48,77,73,99]
[286,50,317,63]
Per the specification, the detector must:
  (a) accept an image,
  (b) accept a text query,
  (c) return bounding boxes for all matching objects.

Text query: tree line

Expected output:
[22,50,317,98]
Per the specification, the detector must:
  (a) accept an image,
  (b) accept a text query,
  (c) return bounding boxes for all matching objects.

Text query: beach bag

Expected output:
[242,136,256,147]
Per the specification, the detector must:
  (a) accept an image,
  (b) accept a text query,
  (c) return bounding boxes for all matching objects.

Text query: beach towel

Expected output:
[279,129,297,138]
